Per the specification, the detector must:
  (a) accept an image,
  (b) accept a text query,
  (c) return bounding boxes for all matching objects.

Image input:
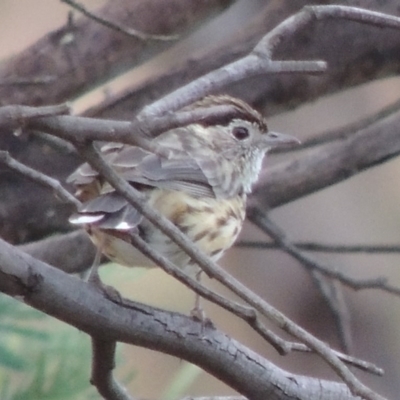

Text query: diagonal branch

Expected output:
[72,143,382,400]
[0,149,381,376]
[248,210,400,298]
[252,105,400,209]
[0,151,80,209]
[237,241,400,254]
[138,5,400,119]
[0,237,370,400]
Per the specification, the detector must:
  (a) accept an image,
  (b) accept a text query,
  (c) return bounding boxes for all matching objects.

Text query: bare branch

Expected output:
[248,210,400,299]
[139,52,326,120]
[71,144,381,400]
[257,5,400,56]
[15,226,383,377]
[0,151,80,209]
[19,230,95,274]
[237,241,400,254]
[309,271,353,354]
[0,0,232,106]
[0,237,369,400]
[252,106,400,209]
[138,5,400,119]
[0,104,70,130]
[30,104,254,146]
[272,98,400,154]
[91,338,134,400]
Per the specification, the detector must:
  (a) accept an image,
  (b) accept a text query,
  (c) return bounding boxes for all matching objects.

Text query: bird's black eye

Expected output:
[232,126,249,140]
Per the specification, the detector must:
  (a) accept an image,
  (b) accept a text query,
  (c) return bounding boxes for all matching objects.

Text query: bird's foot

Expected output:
[87,268,123,305]
[190,305,214,332]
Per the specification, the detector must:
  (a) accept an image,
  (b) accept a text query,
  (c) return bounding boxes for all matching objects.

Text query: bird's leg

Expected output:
[190,270,206,322]
[85,243,103,283]
[85,238,122,304]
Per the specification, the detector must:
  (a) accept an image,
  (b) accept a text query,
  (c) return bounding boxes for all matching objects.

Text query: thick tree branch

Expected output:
[3,1,400,244]
[0,238,365,400]
[1,4,400,398]
[4,152,381,376]
[69,143,379,400]
[19,230,95,274]
[252,106,400,209]
[0,0,231,106]
[87,0,400,120]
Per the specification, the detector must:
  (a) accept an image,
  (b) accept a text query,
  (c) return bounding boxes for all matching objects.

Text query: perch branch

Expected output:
[71,142,382,400]
[1,150,381,375]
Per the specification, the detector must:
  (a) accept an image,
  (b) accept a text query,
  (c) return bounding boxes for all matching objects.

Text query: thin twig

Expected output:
[0,142,300,360]
[73,143,381,400]
[30,104,262,146]
[309,270,353,354]
[289,342,383,376]
[35,131,77,154]
[237,241,400,254]
[61,0,179,41]
[248,210,400,298]
[0,151,81,209]
[139,5,400,119]
[0,104,71,130]
[1,148,381,376]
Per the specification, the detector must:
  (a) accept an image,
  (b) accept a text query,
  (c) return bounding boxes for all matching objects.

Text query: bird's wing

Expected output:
[67,142,220,229]
[68,143,217,198]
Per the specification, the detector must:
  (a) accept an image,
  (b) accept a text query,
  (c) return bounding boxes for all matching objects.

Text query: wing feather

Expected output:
[68,142,216,199]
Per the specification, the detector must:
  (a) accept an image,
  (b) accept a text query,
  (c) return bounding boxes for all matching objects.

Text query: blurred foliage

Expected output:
[0,276,200,400]
[0,294,97,400]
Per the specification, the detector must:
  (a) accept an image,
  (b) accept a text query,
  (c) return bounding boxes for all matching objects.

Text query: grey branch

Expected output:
[0,152,381,374]
[237,241,400,254]
[248,211,400,298]
[0,151,80,209]
[70,142,378,400]
[0,237,365,400]
[91,338,134,400]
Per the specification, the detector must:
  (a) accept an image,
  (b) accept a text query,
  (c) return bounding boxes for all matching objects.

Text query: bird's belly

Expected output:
[142,190,246,274]
[89,190,246,277]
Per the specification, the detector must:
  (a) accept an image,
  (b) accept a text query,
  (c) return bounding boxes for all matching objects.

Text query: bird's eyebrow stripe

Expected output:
[197,111,266,131]
[184,95,268,132]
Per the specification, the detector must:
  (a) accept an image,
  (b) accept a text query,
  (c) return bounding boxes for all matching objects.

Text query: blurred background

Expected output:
[1,0,400,399]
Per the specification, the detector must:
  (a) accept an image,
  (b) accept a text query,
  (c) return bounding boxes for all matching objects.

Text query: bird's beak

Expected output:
[263,131,301,148]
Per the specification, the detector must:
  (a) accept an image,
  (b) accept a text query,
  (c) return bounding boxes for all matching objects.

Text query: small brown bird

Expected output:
[67,95,298,306]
